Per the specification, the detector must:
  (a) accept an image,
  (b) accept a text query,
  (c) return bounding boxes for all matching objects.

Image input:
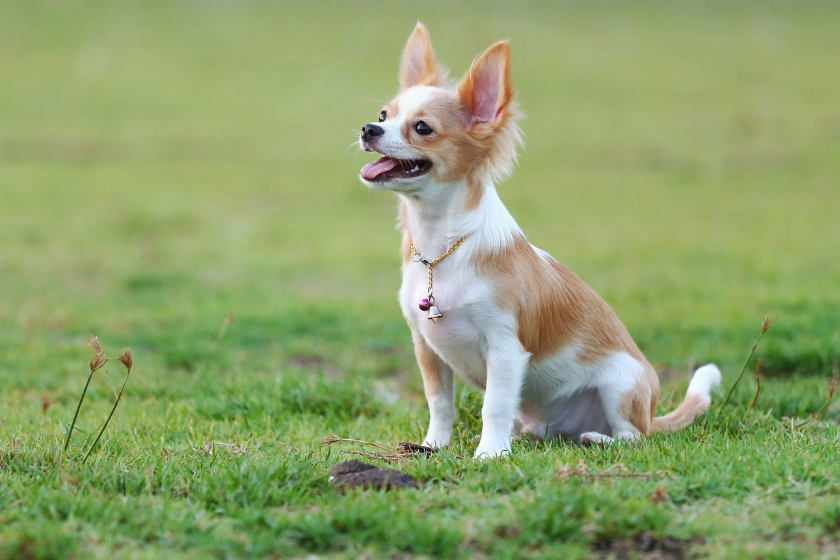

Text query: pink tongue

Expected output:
[361,156,399,179]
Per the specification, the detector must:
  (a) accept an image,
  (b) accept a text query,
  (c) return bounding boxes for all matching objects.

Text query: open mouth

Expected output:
[360,156,432,182]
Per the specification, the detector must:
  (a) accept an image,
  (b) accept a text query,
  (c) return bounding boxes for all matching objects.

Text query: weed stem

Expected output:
[795,375,837,429]
[64,335,109,460]
[83,351,132,464]
[63,371,94,456]
[722,316,776,408]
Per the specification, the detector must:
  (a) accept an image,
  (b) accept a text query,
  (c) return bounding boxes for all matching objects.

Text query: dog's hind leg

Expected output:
[580,357,655,446]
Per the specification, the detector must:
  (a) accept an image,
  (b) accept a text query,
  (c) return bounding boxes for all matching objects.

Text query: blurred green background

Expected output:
[1,0,839,395]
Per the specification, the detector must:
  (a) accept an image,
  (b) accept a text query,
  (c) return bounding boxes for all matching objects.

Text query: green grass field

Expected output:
[2,2,840,558]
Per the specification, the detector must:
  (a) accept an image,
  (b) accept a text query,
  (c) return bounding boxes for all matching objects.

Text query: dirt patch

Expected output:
[287,354,343,378]
[592,531,699,560]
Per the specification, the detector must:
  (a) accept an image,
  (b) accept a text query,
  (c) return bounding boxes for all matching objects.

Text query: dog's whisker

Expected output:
[360,74,391,104]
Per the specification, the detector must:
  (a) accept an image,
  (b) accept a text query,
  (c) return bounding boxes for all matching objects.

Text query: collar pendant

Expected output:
[408,234,468,324]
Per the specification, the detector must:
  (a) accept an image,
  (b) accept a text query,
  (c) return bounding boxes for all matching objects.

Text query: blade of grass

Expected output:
[321,434,394,453]
[748,358,762,412]
[162,312,235,399]
[102,355,141,451]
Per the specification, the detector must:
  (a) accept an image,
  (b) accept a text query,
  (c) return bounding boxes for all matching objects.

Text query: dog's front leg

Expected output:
[474,339,530,459]
[410,326,455,448]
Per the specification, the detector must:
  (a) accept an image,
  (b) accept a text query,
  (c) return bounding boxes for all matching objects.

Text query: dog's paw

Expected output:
[579,432,608,447]
[421,427,452,449]
[421,436,449,449]
[473,439,511,459]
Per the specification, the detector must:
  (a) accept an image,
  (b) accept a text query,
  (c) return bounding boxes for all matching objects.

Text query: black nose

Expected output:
[361,123,384,142]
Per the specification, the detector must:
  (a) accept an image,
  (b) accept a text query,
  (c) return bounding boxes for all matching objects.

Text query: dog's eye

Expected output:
[379,111,387,122]
[414,121,433,136]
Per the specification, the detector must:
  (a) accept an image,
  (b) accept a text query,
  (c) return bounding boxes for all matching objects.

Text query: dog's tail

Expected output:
[650,364,721,434]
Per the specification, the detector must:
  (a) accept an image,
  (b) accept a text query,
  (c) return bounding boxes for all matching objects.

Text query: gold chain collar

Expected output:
[408,234,468,323]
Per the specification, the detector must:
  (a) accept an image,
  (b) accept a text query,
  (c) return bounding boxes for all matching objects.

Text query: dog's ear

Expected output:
[457,41,513,129]
[400,22,440,90]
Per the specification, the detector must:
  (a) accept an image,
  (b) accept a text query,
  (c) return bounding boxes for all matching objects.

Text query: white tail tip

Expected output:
[687,364,722,399]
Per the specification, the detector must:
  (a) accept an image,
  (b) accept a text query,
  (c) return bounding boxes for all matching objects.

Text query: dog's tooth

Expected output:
[409,165,419,173]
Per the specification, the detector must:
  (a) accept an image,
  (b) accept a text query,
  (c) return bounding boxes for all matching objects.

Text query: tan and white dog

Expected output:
[358,23,721,458]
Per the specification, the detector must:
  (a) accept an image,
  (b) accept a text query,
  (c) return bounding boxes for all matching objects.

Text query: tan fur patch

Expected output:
[650,393,710,434]
[398,201,411,265]
[476,235,647,365]
[400,232,411,266]
[629,397,650,432]
[463,173,485,211]
[619,374,660,434]
[383,99,399,119]
[409,323,450,397]
[649,392,660,425]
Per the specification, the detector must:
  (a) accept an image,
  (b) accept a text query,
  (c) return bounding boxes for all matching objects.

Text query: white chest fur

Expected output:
[399,252,491,388]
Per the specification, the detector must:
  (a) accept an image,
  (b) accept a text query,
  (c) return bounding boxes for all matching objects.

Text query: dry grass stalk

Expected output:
[323,434,461,461]
[63,335,109,457]
[795,374,838,429]
[556,461,652,480]
[192,442,247,455]
[341,449,464,463]
[210,312,236,353]
[722,316,777,407]
[320,434,394,453]
[214,442,246,453]
[192,442,248,455]
[82,348,133,464]
[748,358,762,412]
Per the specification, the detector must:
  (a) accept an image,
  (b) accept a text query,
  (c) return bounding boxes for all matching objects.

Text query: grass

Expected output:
[1,1,840,558]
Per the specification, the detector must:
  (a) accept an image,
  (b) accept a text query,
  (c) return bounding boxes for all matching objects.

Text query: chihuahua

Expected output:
[358,23,721,458]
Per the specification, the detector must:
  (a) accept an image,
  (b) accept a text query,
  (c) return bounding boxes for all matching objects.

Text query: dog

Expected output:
[358,23,721,458]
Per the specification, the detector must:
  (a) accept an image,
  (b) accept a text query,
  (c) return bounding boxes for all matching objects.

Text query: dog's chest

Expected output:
[399,262,489,387]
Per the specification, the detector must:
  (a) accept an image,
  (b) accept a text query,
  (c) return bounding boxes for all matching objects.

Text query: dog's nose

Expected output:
[361,123,384,142]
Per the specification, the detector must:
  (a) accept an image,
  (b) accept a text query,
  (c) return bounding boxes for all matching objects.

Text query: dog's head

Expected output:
[359,23,521,193]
